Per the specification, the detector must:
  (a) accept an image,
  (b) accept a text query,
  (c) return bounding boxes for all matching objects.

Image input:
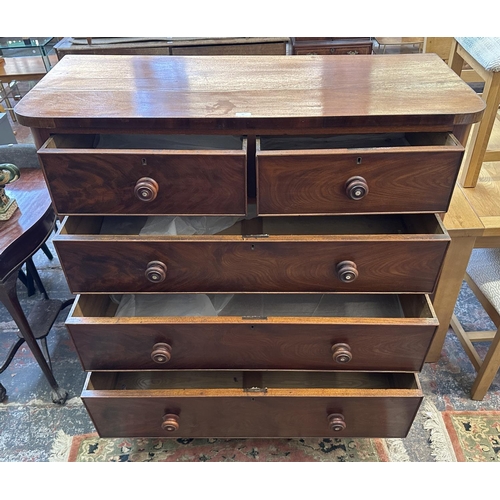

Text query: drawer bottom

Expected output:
[82,371,423,438]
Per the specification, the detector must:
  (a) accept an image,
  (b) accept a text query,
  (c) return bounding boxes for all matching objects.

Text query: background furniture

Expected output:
[427,39,500,393]
[0,56,49,121]
[450,248,500,400]
[16,54,483,438]
[374,37,424,54]
[291,38,372,55]
[448,37,500,188]
[0,37,56,71]
[54,37,290,59]
[0,148,68,403]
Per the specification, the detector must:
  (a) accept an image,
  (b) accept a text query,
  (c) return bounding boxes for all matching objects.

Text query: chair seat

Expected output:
[466,248,500,314]
[456,37,500,72]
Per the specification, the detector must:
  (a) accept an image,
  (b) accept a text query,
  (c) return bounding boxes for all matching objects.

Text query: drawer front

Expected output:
[69,322,436,372]
[256,135,463,215]
[293,44,372,56]
[56,239,448,293]
[38,143,247,216]
[293,46,336,55]
[82,372,422,438]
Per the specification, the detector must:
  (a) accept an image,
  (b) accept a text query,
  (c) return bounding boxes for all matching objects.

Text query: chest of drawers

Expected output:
[15,54,484,439]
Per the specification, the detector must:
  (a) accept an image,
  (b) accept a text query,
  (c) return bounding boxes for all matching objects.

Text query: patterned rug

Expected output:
[441,411,500,462]
[49,432,413,462]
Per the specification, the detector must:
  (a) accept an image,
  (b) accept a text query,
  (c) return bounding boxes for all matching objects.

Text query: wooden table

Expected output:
[0,169,68,403]
[428,161,500,361]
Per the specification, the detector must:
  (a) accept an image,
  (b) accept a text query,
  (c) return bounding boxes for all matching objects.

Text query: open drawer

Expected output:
[256,132,464,215]
[82,371,423,438]
[54,213,450,294]
[68,293,438,372]
[38,133,247,216]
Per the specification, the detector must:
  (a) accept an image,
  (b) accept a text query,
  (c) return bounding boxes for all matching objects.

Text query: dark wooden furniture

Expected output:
[54,38,289,59]
[0,168,68,403]
[291,38,373,55]
[15,54,484,438]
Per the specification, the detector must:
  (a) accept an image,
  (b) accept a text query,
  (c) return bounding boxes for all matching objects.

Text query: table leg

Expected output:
[427,234,477,362]
[0,272,67,404]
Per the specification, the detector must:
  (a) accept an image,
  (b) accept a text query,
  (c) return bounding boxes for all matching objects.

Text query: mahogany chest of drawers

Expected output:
[15,54,484,439]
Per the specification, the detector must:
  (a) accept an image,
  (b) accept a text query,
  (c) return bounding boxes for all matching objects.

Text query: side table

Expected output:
[0,168,68,403]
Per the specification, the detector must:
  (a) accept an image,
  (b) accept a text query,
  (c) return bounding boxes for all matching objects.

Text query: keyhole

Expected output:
[142,158,147,166]
[357,157,362,165]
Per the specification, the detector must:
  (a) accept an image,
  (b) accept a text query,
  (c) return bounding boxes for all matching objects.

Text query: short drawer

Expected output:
[55,213,449,294]
[38,134,247,216]
[293,44,372,56]
[67,293,438,372]
[256,132,464,215]
[82,371,423,438]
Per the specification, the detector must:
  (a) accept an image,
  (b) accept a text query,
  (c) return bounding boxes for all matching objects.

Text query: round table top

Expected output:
[0,168,55,281]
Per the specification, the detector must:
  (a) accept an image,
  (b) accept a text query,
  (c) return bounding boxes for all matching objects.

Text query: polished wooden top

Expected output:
[0,169,55,280]
[15,54,485,132]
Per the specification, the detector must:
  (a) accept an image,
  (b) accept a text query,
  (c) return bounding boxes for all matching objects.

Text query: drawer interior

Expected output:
[43,133,245,151]
[86,370,420,392]
[60,213,447,237]
[72,293,435,321]
[258,132,460,151]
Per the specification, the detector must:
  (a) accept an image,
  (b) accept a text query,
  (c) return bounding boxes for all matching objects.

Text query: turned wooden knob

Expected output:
[162,413,180,432]
[345,176,369,200]
[151,343,172,364]
[328,413,346,432]
[331,343,352,364]
[145,260,167,283]
[135,177,159,202]
[336,261,358,283]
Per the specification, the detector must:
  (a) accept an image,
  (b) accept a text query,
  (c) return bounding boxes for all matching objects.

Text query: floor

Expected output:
[1,44,500,464]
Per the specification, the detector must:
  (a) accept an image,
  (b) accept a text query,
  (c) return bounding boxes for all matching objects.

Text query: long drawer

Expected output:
[82,371,423,438]
[68,293,438,372]
[256,132,464,215]
[38,134,247,216]
[54,213,449,294]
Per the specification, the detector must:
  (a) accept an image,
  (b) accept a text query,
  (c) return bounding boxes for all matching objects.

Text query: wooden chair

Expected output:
[450,248,500,400]
[448,37,500,187]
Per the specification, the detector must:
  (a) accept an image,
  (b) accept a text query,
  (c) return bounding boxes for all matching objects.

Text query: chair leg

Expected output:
[471,328,500,400]
[459,72,500,187]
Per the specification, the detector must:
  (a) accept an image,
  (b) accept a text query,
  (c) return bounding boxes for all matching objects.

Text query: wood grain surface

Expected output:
[55,238,449,294]
[39,148,247,216]
[82,371,422,438]
[0,169,55,280]
[15,54,485,132]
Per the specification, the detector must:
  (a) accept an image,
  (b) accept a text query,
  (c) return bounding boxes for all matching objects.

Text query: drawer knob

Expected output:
[151,343,172,364]
[336,260,358,283]
[145,260,168,283]
[328,413,346,432]
[331,343,352,363]
[162,413,180,432]
[135,177,159,202]
[345,176,369,200]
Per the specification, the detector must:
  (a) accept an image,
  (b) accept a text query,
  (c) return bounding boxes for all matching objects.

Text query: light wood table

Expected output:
[428,115,500,362]
[427,160,500,361]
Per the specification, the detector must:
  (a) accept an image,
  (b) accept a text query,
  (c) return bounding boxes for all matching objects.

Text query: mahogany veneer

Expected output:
[15,54,484,438]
